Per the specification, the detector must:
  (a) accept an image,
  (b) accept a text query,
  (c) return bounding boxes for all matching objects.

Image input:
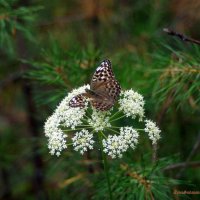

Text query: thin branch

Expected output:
[176,132,200,178]
[163,161,200,171]
[156,89,175,126]
[152,143,158,164]
[155,89,176,164]
[163,28,200,46]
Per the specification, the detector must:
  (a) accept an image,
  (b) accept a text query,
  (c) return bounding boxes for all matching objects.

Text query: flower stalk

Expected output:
[98,132,113,200]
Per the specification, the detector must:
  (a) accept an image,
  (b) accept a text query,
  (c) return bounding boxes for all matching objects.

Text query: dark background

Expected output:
[0,0,200,199]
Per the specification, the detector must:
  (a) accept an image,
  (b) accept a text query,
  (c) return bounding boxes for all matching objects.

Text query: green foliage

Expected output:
[0,0,200,199]
[150,42,200,111]
[0,0,42,55]
[93,156,187,200]
[26,40,101,107]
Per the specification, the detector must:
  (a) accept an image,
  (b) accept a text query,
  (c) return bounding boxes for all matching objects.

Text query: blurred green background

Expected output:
[0,0,200,199]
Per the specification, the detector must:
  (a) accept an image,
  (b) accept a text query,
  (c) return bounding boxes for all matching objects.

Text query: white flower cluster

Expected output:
[72,129,94,154]
[44,85,89,156]
[144,120,161,144]
[44,114,67,156]
[103,135,126,158]
[119,89,145,121]
[88,110,111,131]
[56,85,89,129]
[47,129,67,156]
[44,84,161,158]
[120,127,139,149]
[103,127,139,158]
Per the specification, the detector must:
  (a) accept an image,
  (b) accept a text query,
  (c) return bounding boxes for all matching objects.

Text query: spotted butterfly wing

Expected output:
[90,59,114,90]
[69,59,121,111]
[88,59,121,111]
[69,94,86,108]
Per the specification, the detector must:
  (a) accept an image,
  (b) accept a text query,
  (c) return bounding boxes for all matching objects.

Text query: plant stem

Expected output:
[98,132,113,200]
[101,132,107,139]
[106,127,119,134]
[109,114,126,122]
[109,110,121,120]
[63,126,92,131]
[135,128,144,131]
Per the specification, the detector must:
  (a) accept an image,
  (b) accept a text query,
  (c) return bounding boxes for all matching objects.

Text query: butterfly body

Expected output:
[85,88,98,97]
[69,59,121,111]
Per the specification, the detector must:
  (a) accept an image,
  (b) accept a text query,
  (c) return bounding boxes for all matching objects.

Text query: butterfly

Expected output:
[69,59,121,111]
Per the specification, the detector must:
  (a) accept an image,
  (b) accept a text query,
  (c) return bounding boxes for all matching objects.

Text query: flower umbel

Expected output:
[144,120,161,144]
[103,135,128,158]
[72,129,94,154]
[119,89,145,121]
[44,114,67,156]
[120,127,139,149]
[47,128,67,157]
[88,109,111,131]
[102,127,139,158]
[56,85,89,129]
[44,85,89,155]
[44,85,161,158]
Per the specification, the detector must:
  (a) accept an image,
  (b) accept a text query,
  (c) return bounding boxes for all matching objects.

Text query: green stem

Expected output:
[109,110,121,120]
[111,126,121,129]
[84,113,91,120]
[109,114,126,122]
[101,132,107,139]
[63,126,92,132]
[98,132,113,200]
[79,124,92,127]
[106,127,120,134]
[82,118,89,123]
[135,128,144,131]
[66,143,73,146]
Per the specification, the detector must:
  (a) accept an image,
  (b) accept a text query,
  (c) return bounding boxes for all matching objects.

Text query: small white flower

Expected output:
[56,84,90,129]
[47,128,67,156]
[44,85,89,156]
[144,120,161,144]
[119,89,145,121]
[88,109,111,131]
[103,135,128,158]
[120,126,139,149]
[44,114,67,156]
[72,129,94,154]
[44,113,61,137]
